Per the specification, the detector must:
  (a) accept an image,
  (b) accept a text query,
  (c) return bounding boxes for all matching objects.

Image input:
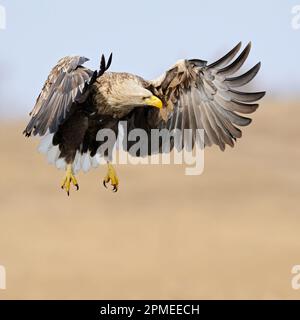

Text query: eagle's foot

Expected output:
[103,163,119,192]
[61,164,79,196]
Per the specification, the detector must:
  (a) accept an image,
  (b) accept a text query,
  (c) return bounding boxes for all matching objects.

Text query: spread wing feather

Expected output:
[148,42,265,152]
[24,56,96,136]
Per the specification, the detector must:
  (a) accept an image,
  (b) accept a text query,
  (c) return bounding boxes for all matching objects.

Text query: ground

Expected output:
[0,101,299,299]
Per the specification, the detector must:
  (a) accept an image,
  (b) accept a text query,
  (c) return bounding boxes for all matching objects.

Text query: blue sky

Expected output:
[0,0,299,117]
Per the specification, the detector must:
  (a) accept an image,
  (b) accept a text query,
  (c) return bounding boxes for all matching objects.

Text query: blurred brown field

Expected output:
[0,100,299,299]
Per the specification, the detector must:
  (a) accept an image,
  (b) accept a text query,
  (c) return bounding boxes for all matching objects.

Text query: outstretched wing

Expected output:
[124,42,265,154]
[24,56,96,136]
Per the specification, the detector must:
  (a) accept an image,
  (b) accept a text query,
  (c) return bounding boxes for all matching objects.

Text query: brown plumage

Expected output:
[24,42,265,194]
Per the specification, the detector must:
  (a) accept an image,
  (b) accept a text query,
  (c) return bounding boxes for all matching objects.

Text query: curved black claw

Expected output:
[112,186,118,193]
[103,180,108,189]
[75,184,79,191]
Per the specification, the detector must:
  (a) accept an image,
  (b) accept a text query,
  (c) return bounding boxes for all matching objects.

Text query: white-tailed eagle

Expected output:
[24,42,265,194]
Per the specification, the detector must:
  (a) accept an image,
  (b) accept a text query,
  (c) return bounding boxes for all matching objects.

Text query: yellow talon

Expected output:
[61,164,79,196]
[103,163,119,192]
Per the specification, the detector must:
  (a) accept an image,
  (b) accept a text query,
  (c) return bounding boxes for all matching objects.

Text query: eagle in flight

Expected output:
[24,42,265,195]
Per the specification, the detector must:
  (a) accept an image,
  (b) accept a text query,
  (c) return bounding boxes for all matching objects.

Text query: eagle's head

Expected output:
[104,77,163,110]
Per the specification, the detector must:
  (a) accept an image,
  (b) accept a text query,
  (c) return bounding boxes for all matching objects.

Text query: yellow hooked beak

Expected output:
[144,95,163,109]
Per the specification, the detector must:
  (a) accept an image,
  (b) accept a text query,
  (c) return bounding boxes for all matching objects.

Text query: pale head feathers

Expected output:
[106,78,153,109]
